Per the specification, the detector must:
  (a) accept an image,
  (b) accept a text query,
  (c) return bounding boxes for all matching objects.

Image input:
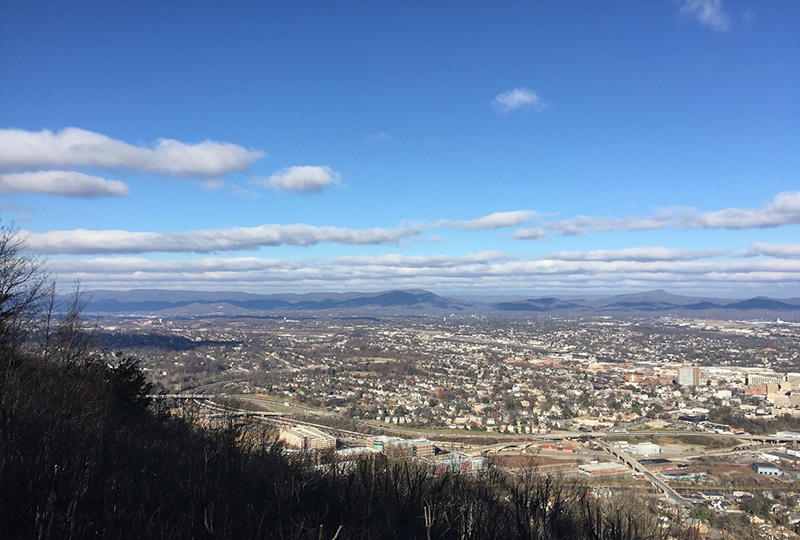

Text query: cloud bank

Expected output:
[25,223,424,254]
[0,127,265,177]
[0,171,129,198]
[544,212,675,236]
[680,191,800,229]
[751,242,800,259]
[22,209,534,255]
[45,249,800,295]
[513,192,800,239]
[542,247,730,262]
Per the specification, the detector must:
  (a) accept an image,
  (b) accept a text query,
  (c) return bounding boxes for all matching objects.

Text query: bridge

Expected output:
[148,394,218,399]
[596,440,694,509]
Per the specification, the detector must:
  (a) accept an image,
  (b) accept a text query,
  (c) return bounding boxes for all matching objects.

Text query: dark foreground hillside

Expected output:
[0,226,691,540]
[2,349,683,540]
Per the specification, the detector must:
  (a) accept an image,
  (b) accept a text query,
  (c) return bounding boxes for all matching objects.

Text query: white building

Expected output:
[279,425,336,450]
[677,366,700,387]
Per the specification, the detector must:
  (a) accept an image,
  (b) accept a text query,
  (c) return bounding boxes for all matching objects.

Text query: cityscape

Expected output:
[90,297,800,537]
[2,0,799,538]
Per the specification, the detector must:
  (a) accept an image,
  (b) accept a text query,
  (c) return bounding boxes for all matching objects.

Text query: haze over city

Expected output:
[1,1,798,296]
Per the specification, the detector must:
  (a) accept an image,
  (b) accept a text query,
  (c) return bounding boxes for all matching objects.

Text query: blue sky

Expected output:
[1,0,798,297]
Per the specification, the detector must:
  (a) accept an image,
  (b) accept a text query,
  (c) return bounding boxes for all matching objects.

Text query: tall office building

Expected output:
[677,366,700,387]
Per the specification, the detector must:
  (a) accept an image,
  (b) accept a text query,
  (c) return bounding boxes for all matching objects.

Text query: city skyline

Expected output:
[1,1,798,296]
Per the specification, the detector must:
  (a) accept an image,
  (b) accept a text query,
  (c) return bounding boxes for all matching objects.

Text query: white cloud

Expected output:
[440,210,536,230]
[681,0,731,32]
[681,191,800,229]
[543,247,730,262]
[0,127,265,177]
[24,222,424,255]
[0,171,129,198]
[251,165,341,193]
[508,192,800,240]
[511,228,549,241]
[492,88,545,114]
[544,212,675,236]
[751,241,800,259]
[331,251,513,268]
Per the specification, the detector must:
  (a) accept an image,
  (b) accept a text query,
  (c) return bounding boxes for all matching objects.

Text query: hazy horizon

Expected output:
[77,286,798,303]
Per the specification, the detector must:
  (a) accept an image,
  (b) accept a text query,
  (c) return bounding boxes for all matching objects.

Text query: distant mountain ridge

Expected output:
[492,289,800,316]
[84,289,469,315]
[81,288,800,318]
[494,297,588,312]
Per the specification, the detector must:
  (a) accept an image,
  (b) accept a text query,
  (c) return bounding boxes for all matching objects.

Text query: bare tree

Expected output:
[0,223,49,353]
[41,280,95,365]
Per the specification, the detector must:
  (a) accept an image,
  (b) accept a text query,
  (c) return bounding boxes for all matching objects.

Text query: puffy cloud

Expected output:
[681,0,731,32]
[251,165,341,193]
[0,171,129,198]
[492,88,545,114]
[24,223,424,255]
[542,247,730,262]
[751,241,800,259]
[681,191,800,229]
[0,127,265,177]
[440,210,536,230]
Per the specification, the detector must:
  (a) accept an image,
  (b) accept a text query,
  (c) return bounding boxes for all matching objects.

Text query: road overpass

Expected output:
[596,440,694,509]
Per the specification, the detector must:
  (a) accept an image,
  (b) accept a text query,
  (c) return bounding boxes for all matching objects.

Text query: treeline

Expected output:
[0,226,689,540]
[710,406,800,435]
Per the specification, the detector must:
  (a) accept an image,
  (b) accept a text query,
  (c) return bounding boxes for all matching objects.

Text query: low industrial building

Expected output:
[626,442,663,456]
[660,468,706,481]
[579,462,630,477]
[279,425,336,450]
[752,462,782,476]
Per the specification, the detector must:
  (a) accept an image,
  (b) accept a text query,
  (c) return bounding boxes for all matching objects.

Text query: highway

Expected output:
[152,391,799,508]
[154,392,798,447]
